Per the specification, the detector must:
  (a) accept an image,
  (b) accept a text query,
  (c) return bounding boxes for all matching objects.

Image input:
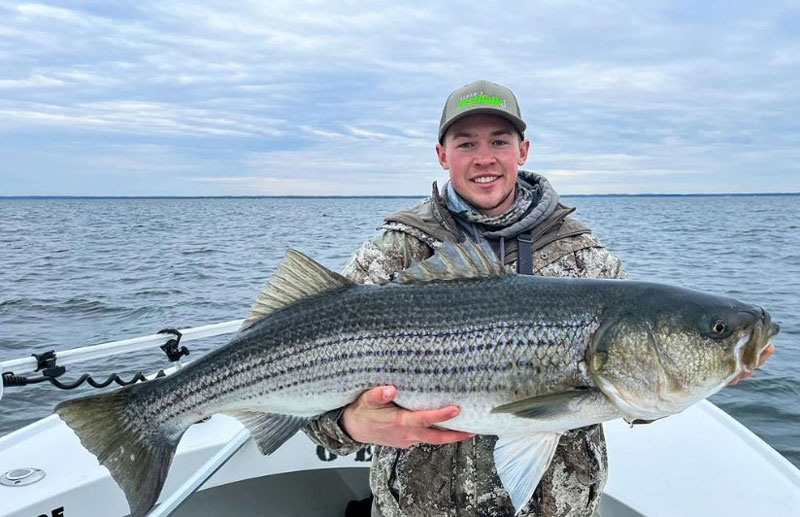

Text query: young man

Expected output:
[304,80,622,516]
[304,80,773,516]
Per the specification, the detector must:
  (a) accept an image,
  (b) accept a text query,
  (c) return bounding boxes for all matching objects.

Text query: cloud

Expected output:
[15,3,87,24]
[0,74,65,88]
[0,100,287,137]
[0,0,798,194]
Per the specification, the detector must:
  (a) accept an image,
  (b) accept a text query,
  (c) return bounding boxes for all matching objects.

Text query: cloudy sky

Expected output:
[1,1,798,196]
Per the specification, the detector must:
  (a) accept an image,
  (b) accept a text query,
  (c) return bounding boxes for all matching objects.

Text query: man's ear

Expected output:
[436,142,449,170]
[518,139,531,165]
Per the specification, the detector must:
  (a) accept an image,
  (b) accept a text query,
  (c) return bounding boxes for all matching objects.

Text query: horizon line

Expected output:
[0,192,799,200]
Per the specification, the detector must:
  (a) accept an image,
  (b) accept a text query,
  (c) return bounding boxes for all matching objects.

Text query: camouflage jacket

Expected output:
[305,186,626,517]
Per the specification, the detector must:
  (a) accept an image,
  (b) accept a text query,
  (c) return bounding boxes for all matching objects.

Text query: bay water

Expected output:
[0,195,797,467]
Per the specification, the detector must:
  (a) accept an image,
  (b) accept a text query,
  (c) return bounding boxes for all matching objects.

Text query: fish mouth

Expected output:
[736,309,779,373]
[767,319,780,340]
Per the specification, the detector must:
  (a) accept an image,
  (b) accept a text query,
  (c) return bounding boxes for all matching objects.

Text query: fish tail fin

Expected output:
[56,382,183,517]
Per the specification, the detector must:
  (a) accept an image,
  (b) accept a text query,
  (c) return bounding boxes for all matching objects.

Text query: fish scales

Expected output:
[146,275,605,431]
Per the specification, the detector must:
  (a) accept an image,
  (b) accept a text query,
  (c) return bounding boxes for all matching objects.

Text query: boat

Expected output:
[1,321,799,516]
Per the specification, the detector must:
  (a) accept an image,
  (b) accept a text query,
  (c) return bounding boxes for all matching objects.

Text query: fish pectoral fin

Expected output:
[494,432,562,513]
[239,249,353,332]
[490,388,597,419]
[225,411,311,455]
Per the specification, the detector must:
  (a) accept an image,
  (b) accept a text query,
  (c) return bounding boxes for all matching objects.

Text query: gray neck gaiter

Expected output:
[445,181,534,229]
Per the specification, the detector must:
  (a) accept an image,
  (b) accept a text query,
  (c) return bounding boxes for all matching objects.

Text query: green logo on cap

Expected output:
[457,94,506,109]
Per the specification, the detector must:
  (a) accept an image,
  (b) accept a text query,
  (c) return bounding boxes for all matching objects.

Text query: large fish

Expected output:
[55,241,778,516]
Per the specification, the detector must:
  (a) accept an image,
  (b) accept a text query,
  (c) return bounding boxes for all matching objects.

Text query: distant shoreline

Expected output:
[0,193,798,200]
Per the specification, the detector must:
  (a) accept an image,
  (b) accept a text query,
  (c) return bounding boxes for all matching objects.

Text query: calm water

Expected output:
[0,196,798,467]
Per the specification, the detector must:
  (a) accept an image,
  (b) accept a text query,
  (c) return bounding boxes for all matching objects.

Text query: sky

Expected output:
[1,0,799,196]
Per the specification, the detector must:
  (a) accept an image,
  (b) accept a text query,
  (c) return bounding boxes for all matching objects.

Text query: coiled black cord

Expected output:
[2,369,166,389]
[2,328,185,391]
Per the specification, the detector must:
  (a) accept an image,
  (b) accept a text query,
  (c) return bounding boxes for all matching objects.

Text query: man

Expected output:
[304,80,772,516]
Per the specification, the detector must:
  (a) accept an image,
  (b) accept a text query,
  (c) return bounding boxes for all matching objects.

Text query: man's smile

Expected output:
[472,175,501,185]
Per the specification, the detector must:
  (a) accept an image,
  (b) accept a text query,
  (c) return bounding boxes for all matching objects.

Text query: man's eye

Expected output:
[457,142,474,149]
[493,140,509,146]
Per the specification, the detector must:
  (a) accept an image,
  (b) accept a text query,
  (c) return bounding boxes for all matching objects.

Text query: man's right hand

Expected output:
[341,385,476,448]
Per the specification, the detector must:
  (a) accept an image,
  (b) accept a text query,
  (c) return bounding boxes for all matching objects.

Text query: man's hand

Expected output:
[728,343,775,385]
[341,385,476,448]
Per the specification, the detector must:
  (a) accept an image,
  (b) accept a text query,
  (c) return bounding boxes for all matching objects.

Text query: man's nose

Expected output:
[475,144,496,164]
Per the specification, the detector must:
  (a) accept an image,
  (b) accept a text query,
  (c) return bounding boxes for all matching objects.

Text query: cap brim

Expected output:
[439,107,527,143]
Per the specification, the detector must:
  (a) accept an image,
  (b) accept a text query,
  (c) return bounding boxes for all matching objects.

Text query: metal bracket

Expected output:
[1,351,66,402]
[32,350,66,379]
[158,328,189,363]
[32,351,56,372]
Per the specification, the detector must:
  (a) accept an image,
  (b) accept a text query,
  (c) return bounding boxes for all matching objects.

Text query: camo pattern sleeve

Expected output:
[302,228,434,455]
[303,406,364,456]
[540,243,627,280]
[340,227,435,285]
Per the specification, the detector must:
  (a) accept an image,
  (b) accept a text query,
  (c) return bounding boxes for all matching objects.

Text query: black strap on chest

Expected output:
[517,231,533,275]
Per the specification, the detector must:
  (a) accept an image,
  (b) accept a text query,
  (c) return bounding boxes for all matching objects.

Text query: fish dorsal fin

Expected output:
[393,239,511,284]
[240,249,353,332]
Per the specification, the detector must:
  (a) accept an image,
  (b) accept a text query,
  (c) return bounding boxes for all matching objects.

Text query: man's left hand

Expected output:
[728,343,775,385]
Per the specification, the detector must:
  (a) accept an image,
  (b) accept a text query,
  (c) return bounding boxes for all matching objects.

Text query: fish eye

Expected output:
[712,320,727,334]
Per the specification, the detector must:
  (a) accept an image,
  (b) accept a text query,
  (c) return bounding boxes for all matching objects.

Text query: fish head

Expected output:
[588,286,779,422]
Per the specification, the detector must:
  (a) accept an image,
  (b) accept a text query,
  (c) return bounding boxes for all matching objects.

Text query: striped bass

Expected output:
[55,241,778,516]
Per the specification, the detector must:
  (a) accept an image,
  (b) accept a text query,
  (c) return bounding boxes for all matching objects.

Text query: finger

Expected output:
[728,371,749,385]
[361,385,396,409]
[414,428,476,445]
[403,406,460,428]
[757,344,775,368]
[730,342,776,385]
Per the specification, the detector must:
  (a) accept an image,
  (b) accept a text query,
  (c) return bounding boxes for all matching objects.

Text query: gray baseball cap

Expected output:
[438,80,526,143]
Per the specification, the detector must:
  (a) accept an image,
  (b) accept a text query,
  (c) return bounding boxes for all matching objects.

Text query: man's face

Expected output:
[436,114,530,216]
